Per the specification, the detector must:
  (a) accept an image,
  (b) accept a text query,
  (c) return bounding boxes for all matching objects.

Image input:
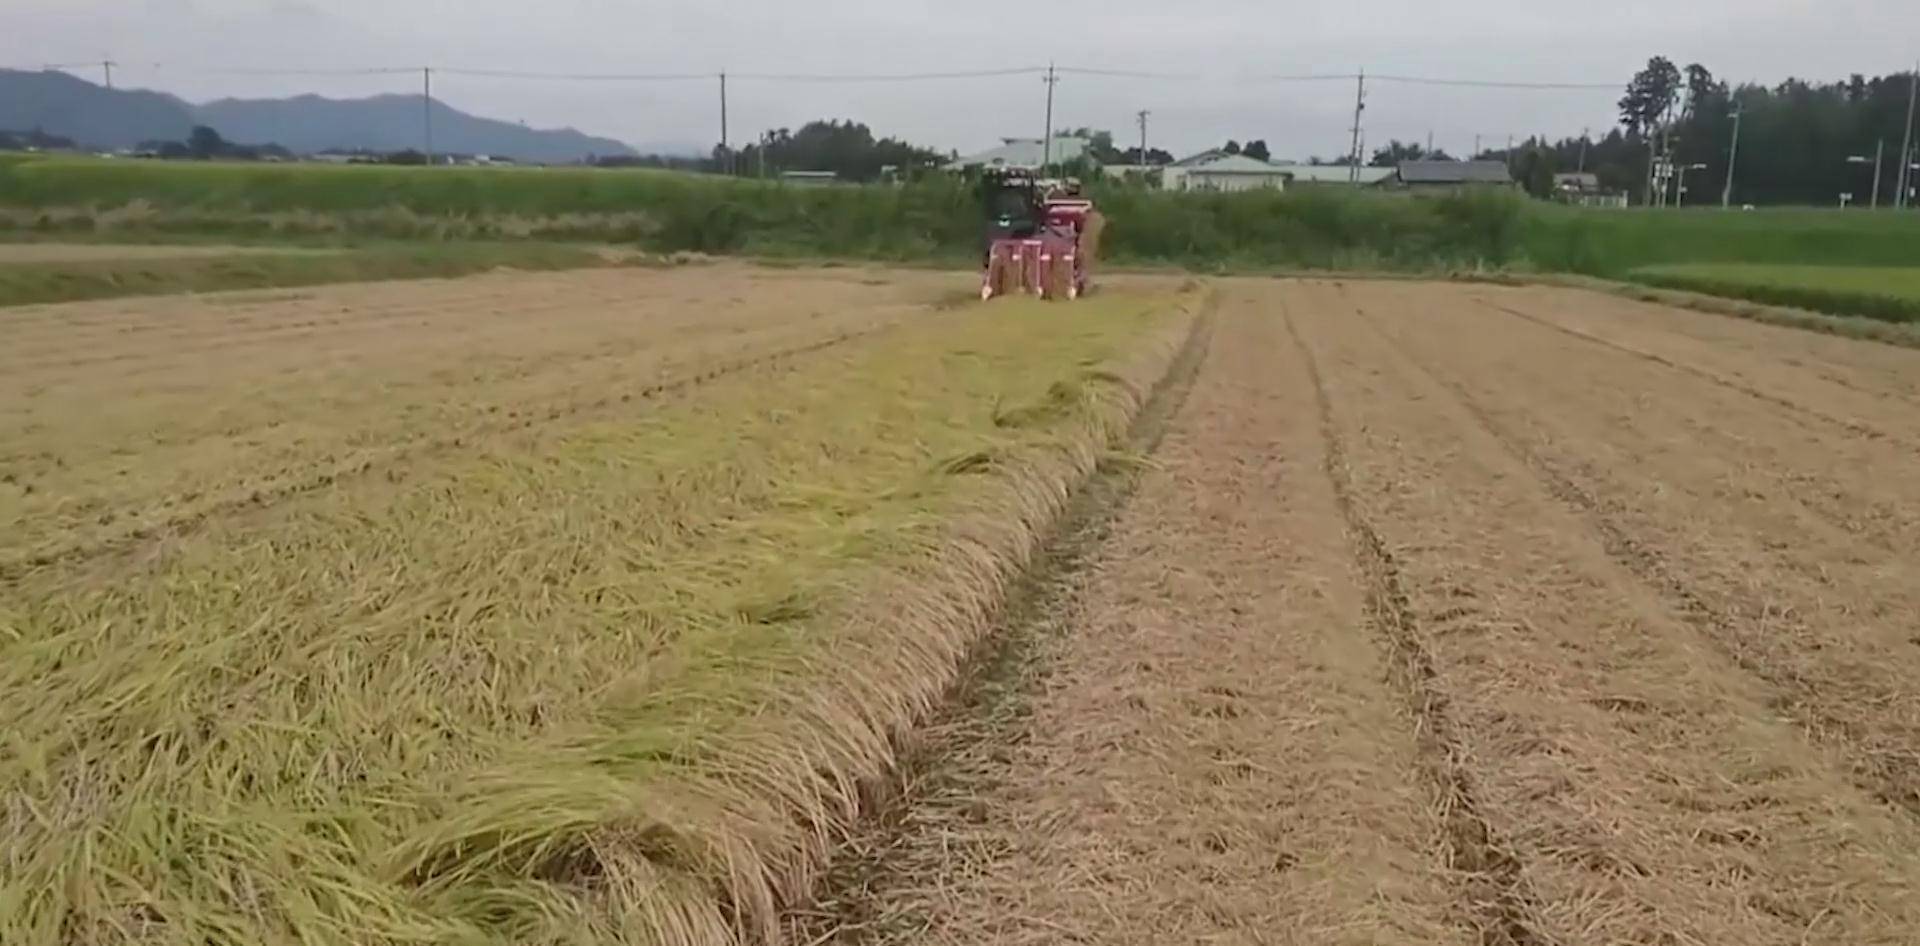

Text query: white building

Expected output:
[1162,151,1291,192]
[947,136,1092,172]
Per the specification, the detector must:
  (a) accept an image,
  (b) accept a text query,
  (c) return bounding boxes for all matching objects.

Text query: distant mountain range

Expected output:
[0,69,640,163]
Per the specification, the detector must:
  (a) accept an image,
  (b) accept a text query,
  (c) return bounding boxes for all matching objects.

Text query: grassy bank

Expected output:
[0,242,627,307]
[0,156,1530,268]
[0,155,715,215]
[8,155,1920,286]
[1512,273,1920,348]
[1624,263,1920,323]
[1526,205,1920,275]
[0,284,1194,945]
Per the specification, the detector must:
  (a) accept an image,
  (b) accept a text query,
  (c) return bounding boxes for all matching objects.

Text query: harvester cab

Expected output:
[982,168,1044,243]
[979,169,1101,301]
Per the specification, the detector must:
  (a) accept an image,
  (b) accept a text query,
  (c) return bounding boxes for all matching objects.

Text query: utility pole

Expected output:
[1041,64,1059,174]
[718,71,730,176]
[102,60,115,90]
[1644,134,1657,207]
[1898,66,1918,209]
[1347,68,1366,182]
[1667,138,1685,207]
[1907,139,1918,210]
[422,68,434,166]
[1650,103,1674,208]
[1578,127,1590,173]
[1721,103,1742,208]
[1873,139,1886,208]
[1136,109,1150,170]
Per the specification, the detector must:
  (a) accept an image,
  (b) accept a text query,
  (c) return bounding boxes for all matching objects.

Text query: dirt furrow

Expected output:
[1359,301,1920,811]
[1355,286,1920,820]
[1479,283,1920,406]
[1366,286,1920,559]
[1478,297,1907,448]
[1288,278,1920,945]
[1283,305,1542,946]
[797,289,1468,946]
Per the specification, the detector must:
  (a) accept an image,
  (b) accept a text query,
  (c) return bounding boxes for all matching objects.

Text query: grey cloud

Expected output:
[4,0,1916,159]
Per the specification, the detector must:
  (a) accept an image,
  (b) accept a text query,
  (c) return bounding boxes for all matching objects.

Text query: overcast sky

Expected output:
[7,0,1918,158]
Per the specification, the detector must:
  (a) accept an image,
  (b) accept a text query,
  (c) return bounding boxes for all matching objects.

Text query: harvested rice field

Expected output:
[802,279,1920,946]
[8,268,1920,946]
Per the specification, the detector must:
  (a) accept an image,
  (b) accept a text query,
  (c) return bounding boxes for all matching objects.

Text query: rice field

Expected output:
[0,263,1200,945]
[18,257,1920,946]
[809,278,1920,946]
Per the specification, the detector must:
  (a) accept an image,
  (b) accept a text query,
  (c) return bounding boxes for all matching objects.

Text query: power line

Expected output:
[438,68,715,82]
[196,66,420,77]
[1370,74,1618,90]
[437,67,1046,83]
[1237,72,1360,83]
[732,67,1045,82]
[1055,66,1198,80]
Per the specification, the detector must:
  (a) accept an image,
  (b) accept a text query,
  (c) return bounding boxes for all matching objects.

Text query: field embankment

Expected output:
[1523,203,1920,274]
[0,264,1203,945]
[1626,262,1920,323]
[0,238,636,307]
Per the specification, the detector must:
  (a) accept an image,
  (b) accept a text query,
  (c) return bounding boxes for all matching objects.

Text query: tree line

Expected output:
[1450,60,1918,205]
[599,120,945,182]
[596,60,1919,207]
[134,125,292,161]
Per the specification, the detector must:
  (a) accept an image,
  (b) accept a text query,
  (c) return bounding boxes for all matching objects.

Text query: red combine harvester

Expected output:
[979,169,1102,301]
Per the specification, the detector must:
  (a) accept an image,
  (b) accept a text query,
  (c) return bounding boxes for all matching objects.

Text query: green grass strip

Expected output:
[1627,263,1920,324]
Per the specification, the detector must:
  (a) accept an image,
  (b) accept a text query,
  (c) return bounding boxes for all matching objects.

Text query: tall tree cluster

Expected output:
[1485,60,1919,205]
[1369,140,1457,166]
[724,119,945,182]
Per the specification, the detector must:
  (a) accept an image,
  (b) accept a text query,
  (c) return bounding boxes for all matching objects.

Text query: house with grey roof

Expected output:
[946,136,1091,172]
[1273,164,1398,186]
[1392,160,1517,193]
[1163,150,1291,192]
[1169,148,1232,168]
